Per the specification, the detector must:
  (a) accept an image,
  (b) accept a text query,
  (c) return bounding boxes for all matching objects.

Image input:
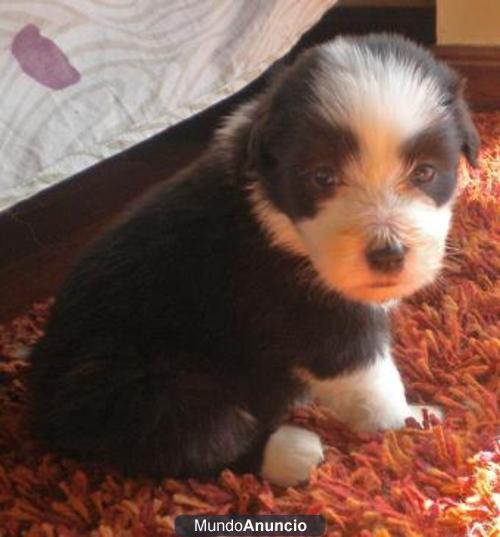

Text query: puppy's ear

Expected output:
[246,101,282,178]
[452,78,480,168]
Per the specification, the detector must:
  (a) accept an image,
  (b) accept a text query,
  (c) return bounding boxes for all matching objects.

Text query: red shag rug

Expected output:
[0,113,499,537]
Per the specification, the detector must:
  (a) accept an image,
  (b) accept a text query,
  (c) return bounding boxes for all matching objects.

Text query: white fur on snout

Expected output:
[246,179,452,305]
[260,425,323,487]
[295,190,453,303]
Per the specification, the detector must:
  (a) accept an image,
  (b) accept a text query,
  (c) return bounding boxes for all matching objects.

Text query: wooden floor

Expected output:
[0,4,498,322]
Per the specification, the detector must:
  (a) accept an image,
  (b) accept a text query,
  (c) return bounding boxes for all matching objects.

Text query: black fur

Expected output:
[29,153,387,478]
[401,122,461,206]
[29,34,477,480]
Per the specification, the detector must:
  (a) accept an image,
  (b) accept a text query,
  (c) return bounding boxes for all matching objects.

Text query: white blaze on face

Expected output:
[293,39,453,303]
[315,39,447,143]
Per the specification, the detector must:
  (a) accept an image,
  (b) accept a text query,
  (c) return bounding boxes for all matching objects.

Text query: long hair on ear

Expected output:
[245,103,280,177]
[213,63,289,182]
[245,51,318,179]
[451,76,480,168]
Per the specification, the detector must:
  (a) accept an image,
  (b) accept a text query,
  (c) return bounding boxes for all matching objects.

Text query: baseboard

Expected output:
[434,46,500,111]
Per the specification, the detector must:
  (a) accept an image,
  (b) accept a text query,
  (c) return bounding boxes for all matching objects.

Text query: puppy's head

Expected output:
[224,35,479,304]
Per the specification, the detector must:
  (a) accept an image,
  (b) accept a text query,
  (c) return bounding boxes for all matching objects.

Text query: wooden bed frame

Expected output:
[1,3,498,322]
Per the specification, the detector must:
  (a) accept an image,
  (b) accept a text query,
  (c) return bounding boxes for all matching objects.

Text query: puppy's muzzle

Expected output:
[365,240,408,273]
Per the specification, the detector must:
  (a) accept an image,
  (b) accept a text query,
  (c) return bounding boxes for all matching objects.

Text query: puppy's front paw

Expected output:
[407,404,444,425]
[350,403,444,433]
[260,425,323,487]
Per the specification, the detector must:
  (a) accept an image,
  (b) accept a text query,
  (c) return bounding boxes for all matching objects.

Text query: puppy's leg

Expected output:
[260,425,323,487]
[301,347,442,432]
[32,351,268,479]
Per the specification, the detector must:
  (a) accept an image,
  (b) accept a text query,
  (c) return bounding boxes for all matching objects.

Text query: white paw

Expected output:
[407,404,444,425]
[353,404,444,432]
[260,425,323,487]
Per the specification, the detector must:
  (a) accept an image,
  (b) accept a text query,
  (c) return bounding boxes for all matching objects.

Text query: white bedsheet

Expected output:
[0,0,335,211]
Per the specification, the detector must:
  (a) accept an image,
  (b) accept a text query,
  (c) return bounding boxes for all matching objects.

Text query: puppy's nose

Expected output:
[365,240,408,273]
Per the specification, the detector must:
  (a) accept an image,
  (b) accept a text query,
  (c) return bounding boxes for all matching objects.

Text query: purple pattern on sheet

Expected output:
[11,24,80,90]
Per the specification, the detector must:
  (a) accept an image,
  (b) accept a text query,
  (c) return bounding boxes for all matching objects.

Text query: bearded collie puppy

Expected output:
[30,34,479,487]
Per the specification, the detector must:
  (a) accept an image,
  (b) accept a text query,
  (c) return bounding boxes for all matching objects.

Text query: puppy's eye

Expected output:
[410,164,436,184]
[311,167,338,188]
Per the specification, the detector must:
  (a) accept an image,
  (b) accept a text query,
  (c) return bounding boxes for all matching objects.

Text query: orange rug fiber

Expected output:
[0,112,499,537]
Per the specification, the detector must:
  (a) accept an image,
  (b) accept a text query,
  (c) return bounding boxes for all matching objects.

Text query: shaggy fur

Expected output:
[28,34,479,486]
